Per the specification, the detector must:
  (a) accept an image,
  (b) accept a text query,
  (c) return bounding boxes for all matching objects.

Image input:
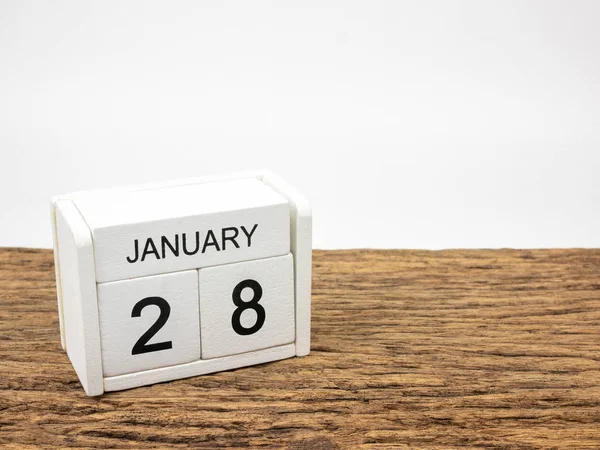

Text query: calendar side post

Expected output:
[50,196,67,351]
[54,200,104,396]
[261,172,312,356]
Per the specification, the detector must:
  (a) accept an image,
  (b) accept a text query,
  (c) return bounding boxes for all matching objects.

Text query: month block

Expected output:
[72,178,290,283]
[51,171,312,396]
[98,270,200,377]
[199,254,295,359]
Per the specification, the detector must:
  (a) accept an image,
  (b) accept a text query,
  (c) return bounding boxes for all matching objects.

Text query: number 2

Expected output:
[131,297,173,355]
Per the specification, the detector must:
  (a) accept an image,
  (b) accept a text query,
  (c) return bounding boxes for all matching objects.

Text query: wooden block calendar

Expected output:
[50,171,312,396]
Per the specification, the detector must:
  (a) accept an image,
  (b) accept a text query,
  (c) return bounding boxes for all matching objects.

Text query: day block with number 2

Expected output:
[51,171,312,396]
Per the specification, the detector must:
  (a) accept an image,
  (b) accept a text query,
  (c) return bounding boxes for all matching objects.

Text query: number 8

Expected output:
[231,279,265,336]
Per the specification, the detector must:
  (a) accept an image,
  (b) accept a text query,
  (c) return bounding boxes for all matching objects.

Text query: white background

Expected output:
[1,1,599,249]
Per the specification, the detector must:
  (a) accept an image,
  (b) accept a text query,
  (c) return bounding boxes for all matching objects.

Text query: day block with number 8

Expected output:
[51,171,312,396]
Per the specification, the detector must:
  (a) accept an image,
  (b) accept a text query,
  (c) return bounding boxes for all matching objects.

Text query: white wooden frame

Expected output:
[51,171,312,395]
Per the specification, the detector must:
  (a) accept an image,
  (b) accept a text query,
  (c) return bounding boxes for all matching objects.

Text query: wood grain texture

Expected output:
[1,248,599,449]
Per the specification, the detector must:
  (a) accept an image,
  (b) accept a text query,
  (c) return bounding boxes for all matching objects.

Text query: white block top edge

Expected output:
[72,178,285,229]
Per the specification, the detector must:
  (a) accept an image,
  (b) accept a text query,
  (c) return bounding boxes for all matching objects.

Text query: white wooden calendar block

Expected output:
[51,171,312,396]
[199,254,295,359]
[72,178,290,283]
[97,270,201,377]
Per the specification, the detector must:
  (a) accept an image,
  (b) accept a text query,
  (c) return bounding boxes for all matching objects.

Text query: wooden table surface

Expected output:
[1,248,599,448]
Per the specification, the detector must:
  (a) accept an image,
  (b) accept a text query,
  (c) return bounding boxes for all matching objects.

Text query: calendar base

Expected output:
[104,343,296,392]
